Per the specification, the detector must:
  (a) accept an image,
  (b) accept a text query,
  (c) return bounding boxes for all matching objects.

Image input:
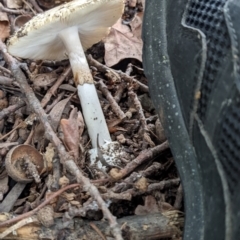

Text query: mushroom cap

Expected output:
[7,0,124,60]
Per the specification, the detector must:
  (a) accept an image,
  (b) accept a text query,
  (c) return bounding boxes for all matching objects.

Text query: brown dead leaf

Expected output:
[60,107,84,160]
[104,18,142,67]
[33,71,58,88]
[134,195,159,215]
[6,0,22,9]
[48,95,72,131]
[159,202,175,213]
[0,10,10,41]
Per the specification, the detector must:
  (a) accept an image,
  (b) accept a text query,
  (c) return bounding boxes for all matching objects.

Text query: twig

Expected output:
[0,3,26,14]
[114,82,126,103]
[0,184,81,228]
[0,41,123,240]
[0,121,24,141]
[29,0,43,13]
[101,191,132,201]
[0,213,183,239]
[45,91,65,113]
[147,179,180,192]
[89,222,107,240]
[174,184,183,210]
[128,90,147,130]
[125,178,180,197]
[22,0,37,15]
[128,89,155,147]
[109,141,169,180]
[87,55,149,92]
[0,216,39,239]
[96,79,125,120]
[113,162,163,192]
[41,66,71,108]
[0,65,12,75]
[0,76,14,86]
[0,101,25,121]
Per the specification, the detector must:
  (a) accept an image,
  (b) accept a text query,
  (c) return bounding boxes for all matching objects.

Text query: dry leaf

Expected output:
[0,10,10,41]
[159,202,175,213]
[33,71,58,88]
[48,95,72,131]
[134,195,159,215]
[104,18,142,67]
[60,107,82,160]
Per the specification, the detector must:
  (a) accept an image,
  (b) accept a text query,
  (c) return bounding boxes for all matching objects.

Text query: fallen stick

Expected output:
[87,54,149,93]
[109,141,169,180]
[0,212,184,240]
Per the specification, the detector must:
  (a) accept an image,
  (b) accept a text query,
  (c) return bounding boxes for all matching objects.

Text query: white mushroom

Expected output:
[8,0,124,167]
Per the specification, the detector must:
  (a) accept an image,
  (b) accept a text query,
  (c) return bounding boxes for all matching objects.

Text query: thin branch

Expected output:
[0,65,12,75]
[41,66,71,108]
[0,101,25,121]
[29,0,43,13]
[87,55,149,92]
[0,3,26,14]
[0,183,80,228]
[96,79,125,120]
[109,141,169,180]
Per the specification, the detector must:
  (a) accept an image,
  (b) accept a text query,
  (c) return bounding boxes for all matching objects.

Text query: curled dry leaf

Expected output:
[33,70,58,88]
[48,95,72,131]
[60,107,85,160]
[104,18,142,67]
[0,10,10,41]
[134,195,159,216]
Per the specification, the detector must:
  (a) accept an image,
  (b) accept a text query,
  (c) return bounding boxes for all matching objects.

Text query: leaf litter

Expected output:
[0,0,184,239]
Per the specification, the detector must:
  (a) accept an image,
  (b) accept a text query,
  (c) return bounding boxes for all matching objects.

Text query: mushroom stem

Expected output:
[59,27,111,148]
